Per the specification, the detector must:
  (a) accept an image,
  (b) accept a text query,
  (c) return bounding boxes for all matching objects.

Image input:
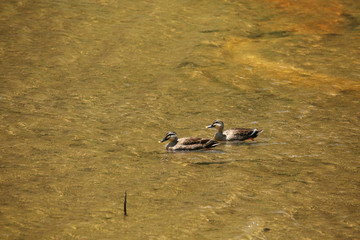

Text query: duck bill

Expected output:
[206,124,214,129]
[159,137,168,143]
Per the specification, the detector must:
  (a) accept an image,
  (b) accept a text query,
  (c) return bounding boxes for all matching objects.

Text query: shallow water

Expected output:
[1,0,359,239]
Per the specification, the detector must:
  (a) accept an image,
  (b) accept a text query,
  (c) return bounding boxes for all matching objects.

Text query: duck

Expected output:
[159,131,220,151]
[206,120,263,141]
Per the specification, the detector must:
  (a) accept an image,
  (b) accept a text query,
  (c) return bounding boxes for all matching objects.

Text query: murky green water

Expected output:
[1,0,359,239]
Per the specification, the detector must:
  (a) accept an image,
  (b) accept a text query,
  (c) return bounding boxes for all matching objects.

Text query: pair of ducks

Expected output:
[159,120,263,151]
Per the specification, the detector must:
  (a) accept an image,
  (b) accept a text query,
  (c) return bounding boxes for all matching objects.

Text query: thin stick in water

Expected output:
[124,191,127,216]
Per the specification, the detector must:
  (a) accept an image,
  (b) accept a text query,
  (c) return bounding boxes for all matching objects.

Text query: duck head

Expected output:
[159,131,178,143]
[206,120,224,130]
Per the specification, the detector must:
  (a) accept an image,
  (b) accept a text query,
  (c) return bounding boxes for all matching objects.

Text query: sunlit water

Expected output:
[1,0,359,239]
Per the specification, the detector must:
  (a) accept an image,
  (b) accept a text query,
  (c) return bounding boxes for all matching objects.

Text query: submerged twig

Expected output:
[124,191,127,216]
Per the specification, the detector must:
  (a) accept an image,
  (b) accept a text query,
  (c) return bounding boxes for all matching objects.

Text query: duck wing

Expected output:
[175,137,220,150]
[225,128,263,141]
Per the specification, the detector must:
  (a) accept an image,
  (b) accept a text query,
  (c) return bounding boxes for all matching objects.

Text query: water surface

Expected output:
[1,0,359,239]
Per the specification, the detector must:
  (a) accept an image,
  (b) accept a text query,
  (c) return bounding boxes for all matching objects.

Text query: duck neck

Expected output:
[217,125,224,133]
[166,139,178,150]
[215,131,226,141]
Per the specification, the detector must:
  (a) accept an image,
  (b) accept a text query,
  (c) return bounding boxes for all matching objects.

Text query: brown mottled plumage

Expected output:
[159,131,220,151]
[206,120,263,141]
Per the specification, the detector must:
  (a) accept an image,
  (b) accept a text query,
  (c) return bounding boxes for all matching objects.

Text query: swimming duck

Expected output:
[159,131,220,151]
[206,120,263,141]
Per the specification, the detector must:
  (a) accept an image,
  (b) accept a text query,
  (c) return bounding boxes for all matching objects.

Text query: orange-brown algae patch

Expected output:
[261,0,346,34]
[221,36,360,95]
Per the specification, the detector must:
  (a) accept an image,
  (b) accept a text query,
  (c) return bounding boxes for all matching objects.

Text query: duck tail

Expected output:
[257,129,264,134]
[250,129,263,137]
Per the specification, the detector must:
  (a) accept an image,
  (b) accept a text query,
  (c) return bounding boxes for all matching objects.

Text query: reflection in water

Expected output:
[0,0,359,239]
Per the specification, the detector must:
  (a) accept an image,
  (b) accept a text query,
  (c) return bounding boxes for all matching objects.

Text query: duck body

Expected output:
[207,120,263,141]
[159,131,220,151]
